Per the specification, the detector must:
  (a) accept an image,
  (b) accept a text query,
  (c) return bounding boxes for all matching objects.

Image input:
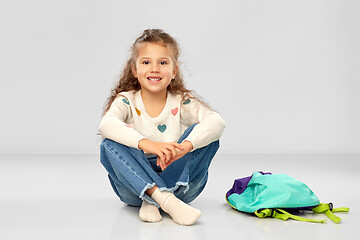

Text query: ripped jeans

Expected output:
[100,124,220,207]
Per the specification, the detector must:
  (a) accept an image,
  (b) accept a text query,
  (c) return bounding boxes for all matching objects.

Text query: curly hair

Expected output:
[102,29,201,116]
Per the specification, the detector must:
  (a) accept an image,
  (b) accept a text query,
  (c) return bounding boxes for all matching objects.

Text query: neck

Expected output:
[140,89,167,105]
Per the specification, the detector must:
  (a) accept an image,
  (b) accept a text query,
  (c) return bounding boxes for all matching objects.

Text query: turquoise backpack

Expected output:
[226,172,349,223]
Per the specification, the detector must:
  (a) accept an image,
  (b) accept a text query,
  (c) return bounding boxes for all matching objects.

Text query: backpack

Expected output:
[226,171,349,223]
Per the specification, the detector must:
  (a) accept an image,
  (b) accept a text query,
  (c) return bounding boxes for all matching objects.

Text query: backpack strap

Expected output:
[254,208,327,223]
[312,203,350,224]
[254,203,349,224]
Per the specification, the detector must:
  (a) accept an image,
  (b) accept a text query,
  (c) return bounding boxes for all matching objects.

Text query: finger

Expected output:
[173,142,184,150]
[159,160,165,171]
[170,147,177,157]
[158,152,165,164]
[168,145,177,157]
[164,145,177,158]
[163,156,169,168]
[160,148,170,163]
[165,150,173,163]
[160,160,167,171]
[156,152,164,167]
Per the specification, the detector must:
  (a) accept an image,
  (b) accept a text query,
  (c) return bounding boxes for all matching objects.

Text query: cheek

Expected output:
[136,67,148,77]
[164,67,174,76]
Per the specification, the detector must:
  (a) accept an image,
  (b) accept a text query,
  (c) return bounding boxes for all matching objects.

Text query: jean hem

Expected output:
[158,181,190,195]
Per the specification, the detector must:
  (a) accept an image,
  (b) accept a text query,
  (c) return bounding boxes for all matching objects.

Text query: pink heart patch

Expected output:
[171,107,178,116]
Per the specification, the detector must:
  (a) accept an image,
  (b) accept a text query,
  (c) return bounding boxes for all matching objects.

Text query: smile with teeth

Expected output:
[147,77,162,81]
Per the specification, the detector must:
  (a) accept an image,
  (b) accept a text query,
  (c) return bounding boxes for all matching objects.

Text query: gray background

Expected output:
[0,2,358,239]
[1,0,359,154]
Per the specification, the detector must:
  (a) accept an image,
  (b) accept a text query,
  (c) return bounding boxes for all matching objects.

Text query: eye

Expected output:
[160,61,167,65]
[142,61,150,65]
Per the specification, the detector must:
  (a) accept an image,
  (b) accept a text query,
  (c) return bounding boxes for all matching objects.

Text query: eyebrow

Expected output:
[139,57,170,61]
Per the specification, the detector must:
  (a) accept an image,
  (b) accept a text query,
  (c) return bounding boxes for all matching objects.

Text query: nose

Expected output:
[150,64,160,73]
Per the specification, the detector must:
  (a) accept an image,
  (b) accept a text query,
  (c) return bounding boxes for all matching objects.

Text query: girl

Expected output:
[99,29,225,226]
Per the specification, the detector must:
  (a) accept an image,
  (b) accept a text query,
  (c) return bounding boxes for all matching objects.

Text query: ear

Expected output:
[172,65,179,79]
[131,64,137,78]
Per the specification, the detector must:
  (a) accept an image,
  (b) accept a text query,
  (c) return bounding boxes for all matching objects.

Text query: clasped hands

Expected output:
[138,139,193,171]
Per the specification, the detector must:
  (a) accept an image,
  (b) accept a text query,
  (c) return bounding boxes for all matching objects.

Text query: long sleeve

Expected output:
[180,97,226,150]
[98,94,147,149]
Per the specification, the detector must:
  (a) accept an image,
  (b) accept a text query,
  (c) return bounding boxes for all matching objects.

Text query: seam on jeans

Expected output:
[102,141,150,194]
[103,141,160,208]
[187,145,208,175]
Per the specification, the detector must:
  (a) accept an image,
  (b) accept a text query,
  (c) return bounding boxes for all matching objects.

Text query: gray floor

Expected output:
[0,153,358,240]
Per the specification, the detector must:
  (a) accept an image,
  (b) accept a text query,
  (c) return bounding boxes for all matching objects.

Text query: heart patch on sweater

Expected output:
[183,99,191,105]
[122,98,130,105]
[135,107,141,116]
[157,124,167,133]
[171,107,178,116]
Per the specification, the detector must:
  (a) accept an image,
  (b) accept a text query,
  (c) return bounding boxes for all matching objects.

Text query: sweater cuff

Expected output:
[130,135,147,150]
[183,136,201,152]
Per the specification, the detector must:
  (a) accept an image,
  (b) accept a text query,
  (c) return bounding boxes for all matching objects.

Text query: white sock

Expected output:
[139,200,162,223]
[151,188,201,226]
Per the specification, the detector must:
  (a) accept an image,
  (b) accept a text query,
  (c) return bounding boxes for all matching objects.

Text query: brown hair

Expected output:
[102,29,204,116]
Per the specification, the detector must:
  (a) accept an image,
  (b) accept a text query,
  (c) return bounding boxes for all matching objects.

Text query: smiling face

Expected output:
[132,42,177,96]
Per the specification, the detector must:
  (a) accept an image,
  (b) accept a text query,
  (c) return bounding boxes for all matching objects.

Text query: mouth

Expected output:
[147,77,162,82]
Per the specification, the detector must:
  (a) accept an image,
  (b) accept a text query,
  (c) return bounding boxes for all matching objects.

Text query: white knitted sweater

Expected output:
[98,90,225,151]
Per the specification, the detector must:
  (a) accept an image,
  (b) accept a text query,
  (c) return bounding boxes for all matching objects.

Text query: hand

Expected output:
[162,140,193,170]
[138,139,184,170]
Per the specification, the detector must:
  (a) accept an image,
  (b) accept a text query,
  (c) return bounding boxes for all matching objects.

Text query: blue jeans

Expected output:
[100,124,220,207]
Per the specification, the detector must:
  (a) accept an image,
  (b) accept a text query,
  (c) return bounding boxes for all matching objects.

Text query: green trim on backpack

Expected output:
[312,203,350,224]
[254,208,327,223]
[253,203,349,223]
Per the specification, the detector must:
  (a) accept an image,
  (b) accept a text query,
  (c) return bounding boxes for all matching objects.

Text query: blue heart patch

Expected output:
[183,99,191,105]
[157,124,167,133]
[122,98,130,105]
